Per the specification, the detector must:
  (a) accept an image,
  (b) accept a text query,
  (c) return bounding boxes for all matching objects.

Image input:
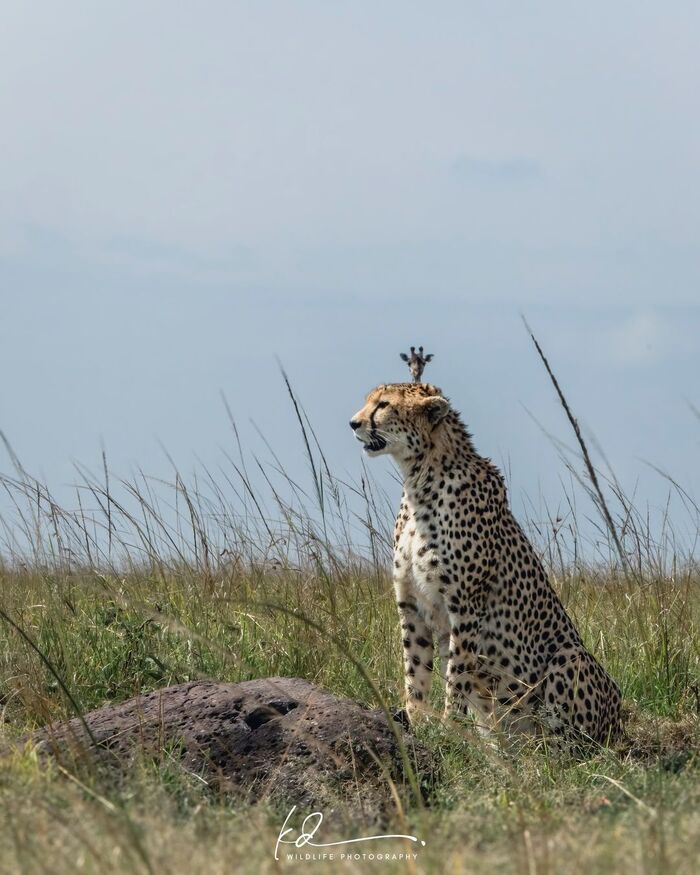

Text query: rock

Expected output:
[26,678,433,821]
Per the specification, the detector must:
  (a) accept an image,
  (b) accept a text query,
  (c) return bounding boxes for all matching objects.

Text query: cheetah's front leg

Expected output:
[441,574,495,735]
[394,579,434,724]
[443,629,495,735]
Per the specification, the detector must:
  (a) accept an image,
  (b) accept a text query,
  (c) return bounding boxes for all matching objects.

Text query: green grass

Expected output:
[0,561,698,875]
[1,562,698,725]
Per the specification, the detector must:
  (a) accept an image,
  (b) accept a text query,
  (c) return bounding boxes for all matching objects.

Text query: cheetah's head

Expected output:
[349,383,450,461]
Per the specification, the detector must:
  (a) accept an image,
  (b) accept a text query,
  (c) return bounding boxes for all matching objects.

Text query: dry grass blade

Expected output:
[523,317,628,570]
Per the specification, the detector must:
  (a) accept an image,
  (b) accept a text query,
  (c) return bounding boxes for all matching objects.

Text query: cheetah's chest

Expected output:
[396,505,444,596]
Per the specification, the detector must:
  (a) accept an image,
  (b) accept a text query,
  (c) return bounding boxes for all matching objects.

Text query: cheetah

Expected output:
[349,382,622,744]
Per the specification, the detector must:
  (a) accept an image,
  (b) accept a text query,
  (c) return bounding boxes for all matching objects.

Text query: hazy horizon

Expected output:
[1,3,699,558]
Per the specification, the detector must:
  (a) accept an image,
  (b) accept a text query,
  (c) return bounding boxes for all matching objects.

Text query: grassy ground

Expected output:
[1,560,698,875]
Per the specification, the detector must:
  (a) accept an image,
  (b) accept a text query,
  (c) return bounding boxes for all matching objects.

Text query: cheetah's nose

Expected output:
[349,419,361,431]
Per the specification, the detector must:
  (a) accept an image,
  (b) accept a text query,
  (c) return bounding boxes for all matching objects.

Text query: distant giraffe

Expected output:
[400,346,434,383]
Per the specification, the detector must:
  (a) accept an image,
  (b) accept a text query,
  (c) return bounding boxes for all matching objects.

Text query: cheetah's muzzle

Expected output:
[354,432,387,453]
[363,435,387,453]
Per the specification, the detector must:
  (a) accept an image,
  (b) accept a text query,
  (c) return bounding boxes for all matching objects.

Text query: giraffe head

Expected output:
[399,345,434,382]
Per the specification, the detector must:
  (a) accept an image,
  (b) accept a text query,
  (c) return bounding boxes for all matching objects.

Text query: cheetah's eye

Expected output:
[376,401,390,409]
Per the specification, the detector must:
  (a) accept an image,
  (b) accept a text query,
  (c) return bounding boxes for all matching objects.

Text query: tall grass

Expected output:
[0,350,699,874]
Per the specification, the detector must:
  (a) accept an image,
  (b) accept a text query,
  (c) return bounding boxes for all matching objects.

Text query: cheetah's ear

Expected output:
[417,395,449,425]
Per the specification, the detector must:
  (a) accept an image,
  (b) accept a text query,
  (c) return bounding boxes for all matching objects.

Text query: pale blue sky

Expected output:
[1,3,699,556]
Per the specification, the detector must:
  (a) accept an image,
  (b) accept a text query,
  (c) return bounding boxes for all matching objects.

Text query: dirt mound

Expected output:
[27,677,432,821]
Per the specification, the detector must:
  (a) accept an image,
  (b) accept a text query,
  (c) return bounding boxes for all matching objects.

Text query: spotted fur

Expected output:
[350,383,622,743]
